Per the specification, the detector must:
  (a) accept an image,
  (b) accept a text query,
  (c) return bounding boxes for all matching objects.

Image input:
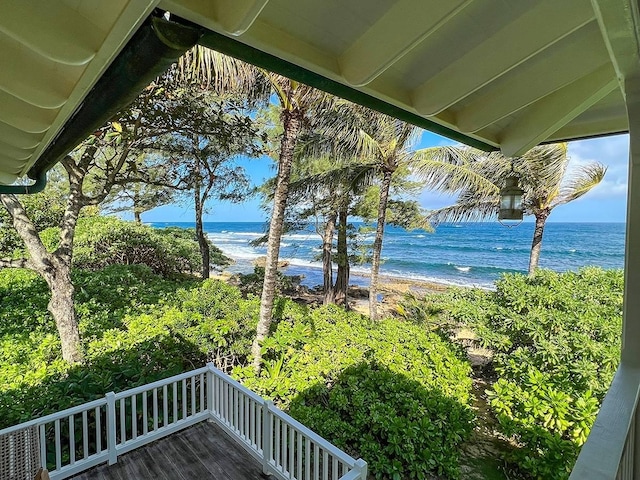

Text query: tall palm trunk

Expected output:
[322,212,336,305]
[334,205,350,307]
[369,168,394,320]
[252,109,303,372]
[194,173,210,279]
[528,209,550,276]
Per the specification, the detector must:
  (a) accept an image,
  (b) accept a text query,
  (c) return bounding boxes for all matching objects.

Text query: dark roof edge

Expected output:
[27,14,201,180]
[195,27,498,152]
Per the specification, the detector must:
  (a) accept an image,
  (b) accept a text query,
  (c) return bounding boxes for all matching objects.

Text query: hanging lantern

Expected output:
[498,176,524,221]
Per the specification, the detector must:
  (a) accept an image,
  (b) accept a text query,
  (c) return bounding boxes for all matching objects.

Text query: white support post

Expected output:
[354,458,368,479]
[106,392,117,466]
[624,73,640,479]
[262,400,273,475]
[206,363,215,420]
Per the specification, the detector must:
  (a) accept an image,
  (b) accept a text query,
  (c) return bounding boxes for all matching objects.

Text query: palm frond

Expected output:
[428,198,499,224]
[288,160,379,198]
[410,146,501,194]
[554,162,607,206]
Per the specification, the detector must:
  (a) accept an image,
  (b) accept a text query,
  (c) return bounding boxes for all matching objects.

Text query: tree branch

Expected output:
[0,257,32,270]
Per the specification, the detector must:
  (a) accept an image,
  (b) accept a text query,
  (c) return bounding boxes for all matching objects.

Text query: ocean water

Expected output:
[150,222,626,289]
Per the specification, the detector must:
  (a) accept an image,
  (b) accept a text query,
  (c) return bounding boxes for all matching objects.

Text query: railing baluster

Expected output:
[275,416,281,468]
[314,444,319,480]
[39,423,46,470]
[163,385,168,427]
[305,438,311,480]
[297,431,302,480]
[95,406,102,453]
[257,404,263,454]
[131,395,137,440]
[82,410,88,459]
[289,425,295,477]
[142,392,148,435]
[173,382,178,424]
[332,456,338,479]
[182,379,187,420]
[54,419,61,471]
[323,450,328,480]
[191,376,196,417]
[68,414,75,464]
[119,398,126,443]
[153,388,158,431]
[106,392,117,465]
[239,391,245,437]
[200,373,205,413]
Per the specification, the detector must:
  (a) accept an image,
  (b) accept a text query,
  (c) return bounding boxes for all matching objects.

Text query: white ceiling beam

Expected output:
[499,65,619,157]
[0,91,56,134]
[0,140,36,161]
[457,25,609,133]
[0,1,102,66]
[591,0,640,84]
[412,0,594,116]
[338,0,474,87]
[23,0,161,178]
[0,122,42,150]
[161,0,269,36]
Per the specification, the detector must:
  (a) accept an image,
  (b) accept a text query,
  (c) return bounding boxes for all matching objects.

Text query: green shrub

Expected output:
[236,303,474,479]
[40,216,230,277]
[420,268,623,479]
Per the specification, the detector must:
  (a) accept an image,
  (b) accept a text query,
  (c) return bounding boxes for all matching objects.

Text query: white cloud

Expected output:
[567,135,629,199]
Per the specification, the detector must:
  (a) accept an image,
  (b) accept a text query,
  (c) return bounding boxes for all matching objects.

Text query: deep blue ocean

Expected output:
[150,222,626,289]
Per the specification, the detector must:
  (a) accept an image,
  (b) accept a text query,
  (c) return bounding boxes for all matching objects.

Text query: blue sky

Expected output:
[138,131,630,224]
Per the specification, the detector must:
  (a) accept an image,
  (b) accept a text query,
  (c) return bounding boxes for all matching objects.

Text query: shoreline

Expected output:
[213,261,470,317]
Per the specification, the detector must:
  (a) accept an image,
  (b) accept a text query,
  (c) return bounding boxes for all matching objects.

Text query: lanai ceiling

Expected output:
[0,0,633,186]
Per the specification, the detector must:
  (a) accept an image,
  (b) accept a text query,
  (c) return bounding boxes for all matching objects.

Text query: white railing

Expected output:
[0,364,367,480]
[570,364,640,479]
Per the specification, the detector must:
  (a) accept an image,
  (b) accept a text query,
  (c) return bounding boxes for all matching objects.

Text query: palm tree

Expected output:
[286,155,379,306]
[416,143,606,275]
[176,47,331,371]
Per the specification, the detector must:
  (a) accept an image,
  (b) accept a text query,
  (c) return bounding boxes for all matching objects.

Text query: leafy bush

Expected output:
[0,265,198,423]
[41,216,230,277]
[238,266,296,296]
[420,268,623,479]
[236,303,474,479]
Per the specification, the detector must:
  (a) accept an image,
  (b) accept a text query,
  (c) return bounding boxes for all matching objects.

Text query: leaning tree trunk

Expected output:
[0,194,83,363]
[322,212,336,305]
[369,168,394,320]
[133,210,142,223]
[528,209,550,276]
[44,260,83,363]
[334,206,350,308]
[252,109,303,373]
[194,175,210,279]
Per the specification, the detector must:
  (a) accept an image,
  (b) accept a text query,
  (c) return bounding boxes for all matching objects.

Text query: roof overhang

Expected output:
[1,0,637,187]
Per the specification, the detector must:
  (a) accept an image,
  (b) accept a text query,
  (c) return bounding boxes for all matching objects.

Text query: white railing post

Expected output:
[206,363,215,419]
[354,458,368,479]
[105,392,117,465]
[262,400,273,475]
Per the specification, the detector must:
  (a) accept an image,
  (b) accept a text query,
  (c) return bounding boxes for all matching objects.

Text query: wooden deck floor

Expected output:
[71,422,266,480]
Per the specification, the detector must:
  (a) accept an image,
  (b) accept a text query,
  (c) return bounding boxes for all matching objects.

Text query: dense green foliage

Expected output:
[416,268,623,479]
[236,303,474,479]
[40,217,231,277]
[1,268,472,479]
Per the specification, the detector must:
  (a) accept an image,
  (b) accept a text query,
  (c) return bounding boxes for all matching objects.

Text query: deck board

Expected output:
[70,422,265,480]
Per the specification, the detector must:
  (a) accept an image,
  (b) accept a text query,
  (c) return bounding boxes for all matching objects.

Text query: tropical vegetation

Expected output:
[403,267,623,479]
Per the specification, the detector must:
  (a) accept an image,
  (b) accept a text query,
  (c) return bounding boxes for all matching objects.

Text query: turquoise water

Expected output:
[150,222,626,289]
